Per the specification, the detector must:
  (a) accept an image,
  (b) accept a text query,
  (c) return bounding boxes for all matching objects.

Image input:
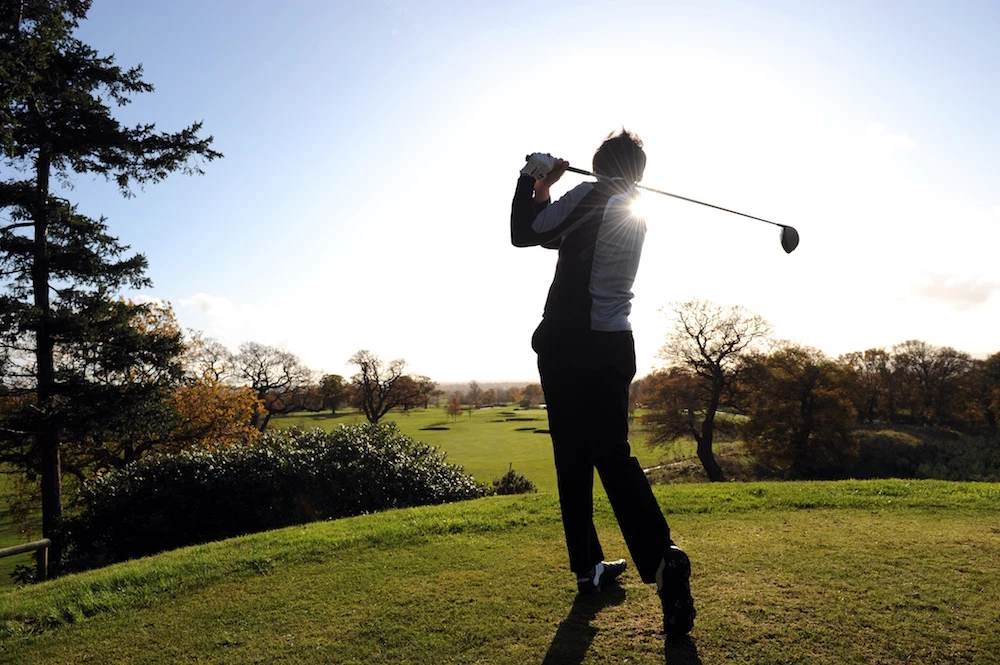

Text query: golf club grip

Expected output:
[522,156,591,178]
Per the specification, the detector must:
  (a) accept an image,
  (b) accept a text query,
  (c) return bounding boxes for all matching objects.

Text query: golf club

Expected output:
[531,157,800,254]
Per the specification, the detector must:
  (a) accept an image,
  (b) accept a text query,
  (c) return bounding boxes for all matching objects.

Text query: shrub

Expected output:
[846,429,924,479]
[912,433,1000,481]
[491,464,536,495]
[65,424,485,570]
[845,429,1000,481]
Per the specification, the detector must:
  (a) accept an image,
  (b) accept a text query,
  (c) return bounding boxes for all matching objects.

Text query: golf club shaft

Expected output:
[564,165,787,230]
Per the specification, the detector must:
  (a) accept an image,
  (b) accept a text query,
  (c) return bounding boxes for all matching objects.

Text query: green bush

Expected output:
[491,464,536,495]
[65,424,485,570]
[845,429,1000,481]
[913,433,1000,481]
[846,429,924,479]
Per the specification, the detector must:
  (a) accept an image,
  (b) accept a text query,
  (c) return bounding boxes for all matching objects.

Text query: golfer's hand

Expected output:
[534,158,569,202]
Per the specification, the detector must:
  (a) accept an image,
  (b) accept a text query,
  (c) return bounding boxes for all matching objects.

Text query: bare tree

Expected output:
[650,300,771,482]
[232,342,313,429]
[348,350,409,424]
[184,332,234,382]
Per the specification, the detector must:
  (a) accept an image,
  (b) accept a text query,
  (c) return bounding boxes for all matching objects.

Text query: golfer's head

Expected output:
[593,129,646,184]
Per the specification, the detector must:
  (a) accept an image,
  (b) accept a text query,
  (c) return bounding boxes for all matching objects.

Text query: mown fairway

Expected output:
[269,407,681,493]
[1,480,998,664]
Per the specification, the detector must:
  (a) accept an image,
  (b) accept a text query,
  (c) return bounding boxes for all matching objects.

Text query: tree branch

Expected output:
[0,222,34,233]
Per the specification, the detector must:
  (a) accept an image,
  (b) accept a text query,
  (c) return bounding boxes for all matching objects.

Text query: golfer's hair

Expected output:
[592,128,646,183]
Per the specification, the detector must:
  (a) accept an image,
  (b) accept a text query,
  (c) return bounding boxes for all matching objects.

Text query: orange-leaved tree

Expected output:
[170,379,261,451]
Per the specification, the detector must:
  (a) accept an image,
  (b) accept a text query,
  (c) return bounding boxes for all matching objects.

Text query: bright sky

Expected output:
[63,0,999,383]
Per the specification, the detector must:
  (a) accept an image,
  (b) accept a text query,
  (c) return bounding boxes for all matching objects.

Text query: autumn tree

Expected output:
[628,375,648,422]
[521,383,543,408]
[231,342,313,429]
[262,383,323,415]
[838,348,891,424]
[169,380,261,451]
[981,353,1000,435]
[641,367,725,450]
[319,373,348,414]
[958,352,1000,435]
[647,300,770,482]
[412,375,440,408]
[348,349,410,424]
[393,375,422,413]
[741,345,858,478]
[482,388,497,407]
[891,340,972,426]
[447,393,463,420]
[0,1,220,569]
[467,381,482,408]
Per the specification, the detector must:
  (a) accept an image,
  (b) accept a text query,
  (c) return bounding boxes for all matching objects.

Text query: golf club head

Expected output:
[780,226,799,254]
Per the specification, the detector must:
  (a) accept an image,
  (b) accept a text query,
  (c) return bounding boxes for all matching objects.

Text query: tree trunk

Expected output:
[695,381,726,482]
[32,146,63,573]
[695,434,725,482]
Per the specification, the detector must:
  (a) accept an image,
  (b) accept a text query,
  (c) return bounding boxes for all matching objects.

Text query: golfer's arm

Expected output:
[510,175,550,247]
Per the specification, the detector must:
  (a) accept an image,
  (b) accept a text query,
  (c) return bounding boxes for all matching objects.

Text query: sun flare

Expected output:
[629,192,653,220]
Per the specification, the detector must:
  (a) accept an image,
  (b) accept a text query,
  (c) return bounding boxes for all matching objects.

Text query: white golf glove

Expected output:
[521,152,556,180]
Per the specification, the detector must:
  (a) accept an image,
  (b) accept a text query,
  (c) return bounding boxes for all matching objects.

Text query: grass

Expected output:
[1,479,999,664]
[0,473,40,586]
[0,406,678,590]
[269,407,686,493]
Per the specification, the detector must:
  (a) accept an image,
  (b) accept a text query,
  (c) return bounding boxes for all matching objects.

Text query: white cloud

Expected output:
[177,293,271,352]
[179,292,235,316]
[911,273,1000,311]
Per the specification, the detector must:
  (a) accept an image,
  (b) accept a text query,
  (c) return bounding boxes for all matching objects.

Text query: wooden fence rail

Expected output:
[0,538,51,581]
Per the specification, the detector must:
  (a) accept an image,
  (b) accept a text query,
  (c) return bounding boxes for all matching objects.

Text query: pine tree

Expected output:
[0,0,221,572]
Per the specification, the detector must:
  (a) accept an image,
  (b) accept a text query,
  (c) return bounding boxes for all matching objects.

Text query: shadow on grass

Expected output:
[541,586,702,665]
[665,636,702,664]
[541,587,626,665]
[420,426,450,431]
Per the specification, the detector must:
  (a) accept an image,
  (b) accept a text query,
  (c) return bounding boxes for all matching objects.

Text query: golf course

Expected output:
[1,408,998,664]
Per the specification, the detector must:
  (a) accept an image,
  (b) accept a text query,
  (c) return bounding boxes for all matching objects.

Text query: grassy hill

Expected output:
[0,406,685,591]
[2,479,999,664]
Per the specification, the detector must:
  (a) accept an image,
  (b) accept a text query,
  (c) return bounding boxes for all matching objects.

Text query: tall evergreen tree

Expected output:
[0,0,221,572]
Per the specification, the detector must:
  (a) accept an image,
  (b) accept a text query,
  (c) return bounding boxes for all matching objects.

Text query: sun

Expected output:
[629,191,654,220]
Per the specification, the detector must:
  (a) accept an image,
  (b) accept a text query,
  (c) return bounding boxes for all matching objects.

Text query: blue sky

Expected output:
[57,0,1000,382]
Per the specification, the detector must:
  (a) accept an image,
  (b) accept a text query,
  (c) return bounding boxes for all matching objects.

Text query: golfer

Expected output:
[510,130,695,638]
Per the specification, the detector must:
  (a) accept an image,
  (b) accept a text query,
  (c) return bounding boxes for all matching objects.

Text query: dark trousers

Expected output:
[538,354,671,583]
